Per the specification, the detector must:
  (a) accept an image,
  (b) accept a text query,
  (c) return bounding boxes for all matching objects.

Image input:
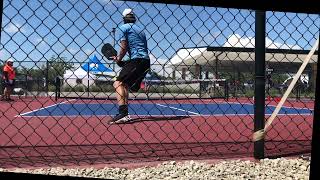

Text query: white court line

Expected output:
[15,99,76,117]
[205,101,314,111]
[156,103,201,115]
[19,113,313,118]
[19,114,200,118]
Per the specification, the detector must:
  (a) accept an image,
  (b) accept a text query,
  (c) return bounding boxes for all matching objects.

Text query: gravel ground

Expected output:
[0,157,310,179]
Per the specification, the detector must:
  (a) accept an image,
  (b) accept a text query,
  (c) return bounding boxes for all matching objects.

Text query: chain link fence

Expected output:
[0,0,319,168]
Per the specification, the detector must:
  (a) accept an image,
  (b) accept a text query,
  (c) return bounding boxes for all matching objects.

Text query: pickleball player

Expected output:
[110,8,150,123]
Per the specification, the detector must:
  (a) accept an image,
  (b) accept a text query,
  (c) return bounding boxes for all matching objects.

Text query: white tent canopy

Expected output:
[64,67,96,79]
[63,54,117,87]
[63,67,96,87]
[81,54,116,77]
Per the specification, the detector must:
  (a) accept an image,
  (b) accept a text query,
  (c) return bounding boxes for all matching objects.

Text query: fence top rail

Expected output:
[126,0,320,14]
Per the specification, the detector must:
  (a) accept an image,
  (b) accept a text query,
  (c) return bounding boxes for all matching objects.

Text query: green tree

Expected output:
[46,56,73,84]
[22,67,44,79]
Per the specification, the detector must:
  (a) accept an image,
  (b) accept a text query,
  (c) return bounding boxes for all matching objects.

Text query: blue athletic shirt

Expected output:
[118,23,149,60]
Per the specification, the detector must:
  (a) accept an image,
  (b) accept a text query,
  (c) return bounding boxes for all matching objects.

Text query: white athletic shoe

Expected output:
[110,114,131,124]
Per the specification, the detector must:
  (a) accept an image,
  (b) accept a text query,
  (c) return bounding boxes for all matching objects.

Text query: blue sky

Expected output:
[0,0,319,74]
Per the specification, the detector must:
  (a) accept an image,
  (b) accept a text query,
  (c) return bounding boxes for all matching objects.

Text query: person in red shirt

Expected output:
[1,59,16,101]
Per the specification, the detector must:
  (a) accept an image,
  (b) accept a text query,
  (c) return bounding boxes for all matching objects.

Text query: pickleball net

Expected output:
[55,78,229,100]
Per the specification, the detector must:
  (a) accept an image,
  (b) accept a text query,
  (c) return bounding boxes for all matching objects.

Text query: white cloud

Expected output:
[36,38,43,43]
[223,34,301,49]
[34,38,48,46]
[4,23,24,33]
[223,34,254,48]
[98,0,122,5]
[149,53,172,77]
[98,0,111,3]
[68,48,78,54]
[149,53,167,65]
[84,49,94,55]
[212,31,221,38]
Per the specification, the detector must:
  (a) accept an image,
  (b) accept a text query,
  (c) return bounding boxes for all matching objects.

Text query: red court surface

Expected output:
[0,97,314,168]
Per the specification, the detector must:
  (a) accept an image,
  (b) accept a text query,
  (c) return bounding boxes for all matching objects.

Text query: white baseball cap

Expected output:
[7,59,14,63]
[122,8,134,17]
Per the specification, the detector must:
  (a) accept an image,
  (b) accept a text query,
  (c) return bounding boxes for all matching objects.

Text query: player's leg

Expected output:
[1,85,6,101]
[111,64,133,123]
[7,82,14,101]
[114,81,127,105]
[110,59,150,124]
[111,80,130,123]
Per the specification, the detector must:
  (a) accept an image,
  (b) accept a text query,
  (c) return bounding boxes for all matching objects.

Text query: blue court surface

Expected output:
[20,103,313,117]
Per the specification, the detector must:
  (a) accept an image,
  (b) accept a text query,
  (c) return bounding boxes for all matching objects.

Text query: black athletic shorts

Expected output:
[2,79,15,88]
[116,58,150,92]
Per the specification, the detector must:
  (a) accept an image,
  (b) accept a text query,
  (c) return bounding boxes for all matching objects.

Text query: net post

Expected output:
[199,79,203,98]
[46,60,49,97]
[224,79,229,101]
[54,76,61,101]
[54,79,57,101]
[24,73,28,98]
[254,10,266,159]
[310,34,320,180]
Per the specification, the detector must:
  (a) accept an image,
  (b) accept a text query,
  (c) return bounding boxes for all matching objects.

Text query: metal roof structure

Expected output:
[168,46,318,73]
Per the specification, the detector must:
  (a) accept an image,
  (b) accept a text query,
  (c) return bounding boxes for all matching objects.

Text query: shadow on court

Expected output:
[109,115,190,124]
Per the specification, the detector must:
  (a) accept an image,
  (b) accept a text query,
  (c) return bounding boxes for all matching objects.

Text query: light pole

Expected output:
[112,28,116,47]
[112,27,116,70]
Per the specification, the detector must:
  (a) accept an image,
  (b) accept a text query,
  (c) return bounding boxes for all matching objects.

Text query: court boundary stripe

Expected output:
[18,113,313,118]
[156,103,201,115]
[213,101,314,111]
[15,99,76,117]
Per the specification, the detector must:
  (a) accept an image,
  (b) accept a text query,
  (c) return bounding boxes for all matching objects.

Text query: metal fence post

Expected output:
[0,0,3,42]
[254,10,266,159]
[0,0,3,94]
[310,33,320,180]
